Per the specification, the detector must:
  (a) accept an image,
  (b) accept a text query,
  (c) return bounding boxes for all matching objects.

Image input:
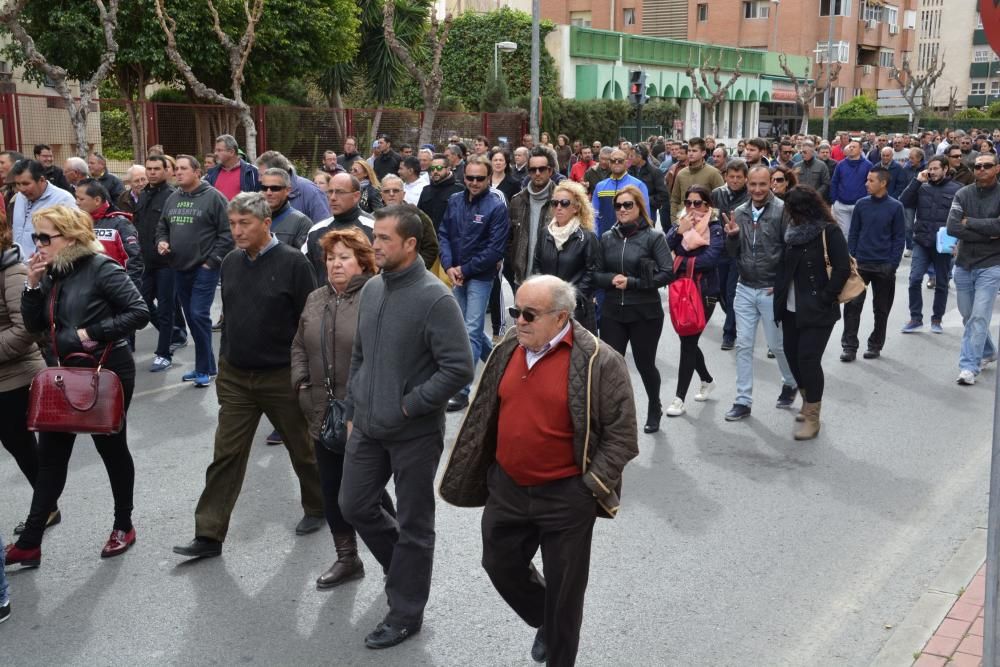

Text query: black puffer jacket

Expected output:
[533,224,600,330]
[774,222,851,327]
[133,181,176,268]
[899,176,962,249]
[418,177,465,228]
[594,221,673,313]
[21,242,149,362]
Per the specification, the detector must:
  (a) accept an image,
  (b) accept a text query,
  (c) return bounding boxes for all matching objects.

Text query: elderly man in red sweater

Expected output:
[440,274,639,667]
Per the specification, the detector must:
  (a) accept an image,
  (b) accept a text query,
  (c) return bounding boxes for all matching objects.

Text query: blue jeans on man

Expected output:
[453,277,494,396]
[176,266,219,376]
[908,244,953,324]
[733,283,796,406]
[141,267,186,358]
[954,264,1000,375]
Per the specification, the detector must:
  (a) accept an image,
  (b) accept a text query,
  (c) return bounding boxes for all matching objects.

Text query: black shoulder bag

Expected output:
[318,303,349,453]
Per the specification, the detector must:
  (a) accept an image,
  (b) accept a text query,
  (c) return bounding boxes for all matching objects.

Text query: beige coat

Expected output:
[0,246,45,392]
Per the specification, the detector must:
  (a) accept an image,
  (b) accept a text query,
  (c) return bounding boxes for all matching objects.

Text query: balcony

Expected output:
[857,18,885,47]
[568,27,620,61]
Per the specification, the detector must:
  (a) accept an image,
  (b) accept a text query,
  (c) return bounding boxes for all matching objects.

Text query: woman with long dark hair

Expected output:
[774,186,851,440]
[665,184,725,417]
[770,165,798,199]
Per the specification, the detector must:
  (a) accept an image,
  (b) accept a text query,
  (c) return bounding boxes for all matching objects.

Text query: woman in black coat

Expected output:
[774,186,851,441]
[533,180,599,332]
[489,148,521,205]
[594,184,672,434]
[8,205,149,567]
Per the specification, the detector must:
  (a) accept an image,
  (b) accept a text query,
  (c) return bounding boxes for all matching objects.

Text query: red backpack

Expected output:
[668,255,706,336]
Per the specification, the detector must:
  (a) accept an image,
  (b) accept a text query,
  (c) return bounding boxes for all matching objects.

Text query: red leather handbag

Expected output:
[26,284,125,435]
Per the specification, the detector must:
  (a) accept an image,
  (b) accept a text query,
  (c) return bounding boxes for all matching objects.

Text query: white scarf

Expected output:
[548,216,580,250]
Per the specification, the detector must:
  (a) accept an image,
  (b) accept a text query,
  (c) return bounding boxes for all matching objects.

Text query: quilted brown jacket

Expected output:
[439,320,638,519]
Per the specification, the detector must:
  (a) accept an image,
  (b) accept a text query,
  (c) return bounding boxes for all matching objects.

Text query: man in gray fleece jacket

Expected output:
[945,152,1000,385]
[340,205,473,650]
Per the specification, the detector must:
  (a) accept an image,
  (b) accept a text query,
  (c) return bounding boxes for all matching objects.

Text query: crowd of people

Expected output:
[0,122,998,666]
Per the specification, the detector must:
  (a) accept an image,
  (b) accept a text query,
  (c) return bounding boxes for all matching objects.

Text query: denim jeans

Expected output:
[903,208,915,250]
[908,244,953,323]
[0,529,8,606]
[141,267,179,358]
[453,277,494,395]
[717,257,739,342]
[733,283,796,407]
[954,264,1000,374]
[176,266,219,376]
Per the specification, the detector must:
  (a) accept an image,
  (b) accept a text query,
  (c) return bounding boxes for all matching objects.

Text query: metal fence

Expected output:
[0,93,527,177]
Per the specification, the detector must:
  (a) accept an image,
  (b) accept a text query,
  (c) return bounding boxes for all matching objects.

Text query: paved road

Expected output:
[1,261,995,666]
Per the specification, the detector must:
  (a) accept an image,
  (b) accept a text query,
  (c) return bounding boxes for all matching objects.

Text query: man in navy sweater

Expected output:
[830,140,872,239]
[841,166,906,362]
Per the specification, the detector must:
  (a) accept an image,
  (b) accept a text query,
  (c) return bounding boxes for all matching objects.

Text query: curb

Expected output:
[870,526,987,667]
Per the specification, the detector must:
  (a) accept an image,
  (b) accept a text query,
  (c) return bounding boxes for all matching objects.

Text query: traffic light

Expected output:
[628,70,648,106]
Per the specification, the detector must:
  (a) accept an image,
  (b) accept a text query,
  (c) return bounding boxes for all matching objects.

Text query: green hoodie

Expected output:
[155,181,233,271]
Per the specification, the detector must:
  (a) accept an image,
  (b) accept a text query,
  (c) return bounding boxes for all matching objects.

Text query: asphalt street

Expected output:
[1,258,996,666]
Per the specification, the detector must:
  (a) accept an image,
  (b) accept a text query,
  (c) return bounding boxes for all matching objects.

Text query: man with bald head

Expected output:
[442,274,638,666]
[302,172,373,281]
[830,140,873,238]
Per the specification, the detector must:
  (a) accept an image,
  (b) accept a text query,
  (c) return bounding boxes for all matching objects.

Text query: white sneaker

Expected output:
[665,397,686,416]
[694,381,715,402]
[982,356,997,370]
[957,370,976,386]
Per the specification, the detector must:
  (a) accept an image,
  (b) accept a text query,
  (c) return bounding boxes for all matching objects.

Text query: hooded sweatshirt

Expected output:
[155,181,233,272]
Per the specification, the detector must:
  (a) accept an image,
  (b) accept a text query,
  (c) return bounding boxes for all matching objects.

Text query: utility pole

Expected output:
[821,4,836,140]
[530,0,540,140]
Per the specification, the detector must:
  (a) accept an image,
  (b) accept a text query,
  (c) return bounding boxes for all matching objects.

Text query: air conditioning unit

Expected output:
[862,64,875,75]
[889,24,899,35]
[866,19,878,30]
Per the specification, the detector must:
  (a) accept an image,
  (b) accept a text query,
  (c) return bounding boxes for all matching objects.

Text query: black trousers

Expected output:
[17,366,136,549]
[600,315,664,406]
[781,312,834,403]
[339,428,443,630]
[0,384,39,488]
[481,464,597,667]
[314,440,396,536]
[675,299,716,401]
[841,264,896,352]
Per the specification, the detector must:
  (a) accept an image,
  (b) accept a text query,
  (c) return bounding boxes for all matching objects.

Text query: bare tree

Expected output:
[946,85,959,120]
[0,0,119,157]
[685,53,742,138]
[890,55,946,134]
[153,0,264,160]
[382,0,453,146]
[778,53,842,136]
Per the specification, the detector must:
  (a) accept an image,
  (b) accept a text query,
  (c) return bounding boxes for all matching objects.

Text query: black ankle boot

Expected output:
[644,400,662,433]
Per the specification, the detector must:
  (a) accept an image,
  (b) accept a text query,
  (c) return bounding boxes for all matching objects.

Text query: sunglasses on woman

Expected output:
[613,200,635,210]
[683,199,707,208]
[31,232,62,246]
[552,198,574,209]
[771,177,786,183]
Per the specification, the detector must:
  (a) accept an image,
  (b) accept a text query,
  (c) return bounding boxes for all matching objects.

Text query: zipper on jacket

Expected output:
[366,287,388,432]
[619,236,628,306]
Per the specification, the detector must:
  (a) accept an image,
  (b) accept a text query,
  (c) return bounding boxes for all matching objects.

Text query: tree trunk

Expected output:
[371,106,384,147]
[240,106,257,161]
[706,103,718,137]
[70,104,89,157]
[328,88,345,141]
[419,103,436,146]
[800,106,810,135]
[909,111,920,135]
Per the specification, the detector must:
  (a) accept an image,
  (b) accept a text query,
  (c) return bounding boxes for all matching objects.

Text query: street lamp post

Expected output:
[770,0,781,51]
[494,40,517,81]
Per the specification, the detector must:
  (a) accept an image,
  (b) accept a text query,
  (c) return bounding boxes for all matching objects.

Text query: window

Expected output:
[817,87,847,108]
[861,1,882,22]
[903,10,916,30]
[815,41,851,64]
[878,49,894,68]
[917,43,939,71]
[972,81,986,96]
[993,80,1000,95]
[919,9,941,39]
[622,7,636,25]
[697,3,708,21]
[569,11,591,28]
[883,5,898,28]
[975,48,993,63]
[820,0,851,17]
[743,1,770,19]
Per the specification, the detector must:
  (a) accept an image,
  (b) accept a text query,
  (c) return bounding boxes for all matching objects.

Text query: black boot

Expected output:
[643,400,662,434]
[316,532,365,589]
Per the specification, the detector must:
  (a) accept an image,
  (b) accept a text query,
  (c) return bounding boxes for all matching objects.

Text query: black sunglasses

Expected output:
[31,232,62,246]
[508,307,556,323]
[683,199,708,208]
[974,164,996,170]
[465,174,487,182]
[552,198,574,209]
[260,185,287,192]
[613,200,635,210]
[610,158,626,164]
[771,177,786,183]
[528,166,550,174]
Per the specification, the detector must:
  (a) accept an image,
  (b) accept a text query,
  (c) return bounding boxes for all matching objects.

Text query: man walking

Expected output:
[583,147,611,197]
[399,155,428,205]
[33,144,71,192]
[840,167,905,362]
[10,160,77,256]
[722,165,798,421]
[946,153,1000,385]
[303,173,374,281]
[439,275,638,667]
[439,156,509,412]
[794,140,830,200]
[172,192,324,560]
[829,140,872,238]
[569,146,594,184]
[417,154,464,229]
[205,134,260,201]
[592,148,649,236]
[155,155,232,386]
[508,147,555,287]
[260,168,312,250]
[256,151,330,223]
[340,205,473,649]
[899,155,961,334]
[87,152,125,202]
[670,137,723,225]
[711,160,750,351]
[372,134,402,181]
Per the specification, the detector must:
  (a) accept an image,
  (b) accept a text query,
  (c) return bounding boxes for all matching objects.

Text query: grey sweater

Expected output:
[155,181,232,271]
[346,258,473,440]
[946,182,1000,270]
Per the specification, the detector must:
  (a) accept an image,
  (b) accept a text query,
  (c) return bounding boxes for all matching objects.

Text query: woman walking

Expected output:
[6,206,148,567]
[774,186,851,440]
[770,165,798,199]
[489,148,521,205]
[349,160,384,214]
[665,185,724,417]
[533,180,600,332]
[291,228,394,589]
[0,224,56,537]
[595,185,672,433]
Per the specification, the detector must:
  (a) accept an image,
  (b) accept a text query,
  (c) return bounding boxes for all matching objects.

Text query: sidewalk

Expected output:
[913,562,985,667]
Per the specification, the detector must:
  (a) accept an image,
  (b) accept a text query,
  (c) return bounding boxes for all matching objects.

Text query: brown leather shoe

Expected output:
[316,533,365,589]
